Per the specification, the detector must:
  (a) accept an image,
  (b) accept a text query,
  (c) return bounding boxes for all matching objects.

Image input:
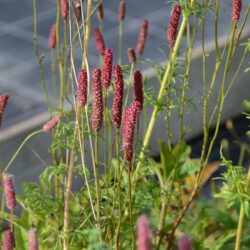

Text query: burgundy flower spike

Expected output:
[118,0,126,21]
[112,65,124,129]
[168,5,182,47]
[1,229,15,250]
[2,174,16,210]
[94,28,105,56]
[136,19,148,57]
[61,0,69,22]
[102,48,113,88]
[127,48,136,65]
[232,0,242,23]
[28,228,39,250]
[97,3,104,20]
[122,103,137,162]
[0,94,9,127]
[133,70,144,113]
[77,68,88,107]
[48,24,56,49]
[43,115,60,133]
[91,68,103,132]
[137,215,151,250]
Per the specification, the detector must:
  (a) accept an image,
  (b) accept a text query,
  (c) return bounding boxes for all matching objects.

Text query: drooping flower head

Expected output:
[61,0,69,22]
[97,3,104,20]
[168,5,182,47]
[112,65,124,129]
[102,48,113,88]
[1,229,15,250]
[0,94,9,127]
[178,234,192,250]
[133,70,143,113]
[232,0,242,23]
[73,0,81,22]
[77,69,88,107]
[136,19,148,57]
[137,215,151,250]
[28,228,39,250]
[2,174,16,210]
[118,0,126,21]
[94,28,105,56]
[122,102,137,162]
[48,24,56,49]
[43,115,60,133]
[91,68,103,132]
[127,48,136,65]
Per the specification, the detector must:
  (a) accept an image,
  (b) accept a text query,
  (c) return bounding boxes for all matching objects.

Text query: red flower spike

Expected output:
[2,174,16,210]
[137,215,151,250]
[167,5,182,47]
[136,19,148,57]
[178,234,192,250]
[1,229,15,250]
[77,69,88,107]
[118,0,126,21]
[43,115,60,133]
[98,3,104,20]
[91,68,103,132]
[112,65,124,129]
[133,70,144,113]
[0,94,9,127]
[127,48,136,64]
[61,0,69,22]
[94,28,105,56]
[28,228,39,250]
[122,102,137,162]
[232,0,242,23]
[102,48,113,88]
[48,24,56,49]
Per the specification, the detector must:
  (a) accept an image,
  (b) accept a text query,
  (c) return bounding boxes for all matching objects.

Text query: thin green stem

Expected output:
[118,21,123,65]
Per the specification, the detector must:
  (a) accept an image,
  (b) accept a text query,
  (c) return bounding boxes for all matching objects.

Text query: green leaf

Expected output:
[210,231,235,250]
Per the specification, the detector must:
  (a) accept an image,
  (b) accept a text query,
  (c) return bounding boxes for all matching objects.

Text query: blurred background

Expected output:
[0,0,249,193]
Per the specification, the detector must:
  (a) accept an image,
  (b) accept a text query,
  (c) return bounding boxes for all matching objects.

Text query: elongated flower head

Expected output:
[2,229,15,250]
[77,69,88,107]
[102,48,113,88]
[74,0,81,22]
[98,3,104,20]
[61,0,69,22]
[118,0,126,21]
[112,65,124,128]
[168,5,182,47]
[122,102,137,162]
[91,68,103,132]
[43,115,60,133]
[137,215,151,250]
[178,234,192,250]
[28,228,38,250]
[232,0,242,23]
[134,70,143,113]
[136,19,148,57]
[94,28,105,56]
[127,48,136,64]
[0,94,9,127]
[2,174,16,210]
[48,24,56,49]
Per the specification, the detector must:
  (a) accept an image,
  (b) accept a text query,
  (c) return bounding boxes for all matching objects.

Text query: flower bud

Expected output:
[43,115,60,133]
[102,48,113,88]
[1,229,15,250]
[137,215,151,250]
[127,48,136,64]
[136,19,148,57]
[232,0,242,23]
[118,0,126,21]
[77,69,88,107]
[94,28,105,56]
[112,65,124,129]
[28,228,39,250]
[0,94,9,127]
[167,5,182,47]
[73,0,81,22]
[48,24,56,49]
[2,174,16,210]
[91,68,103,132]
